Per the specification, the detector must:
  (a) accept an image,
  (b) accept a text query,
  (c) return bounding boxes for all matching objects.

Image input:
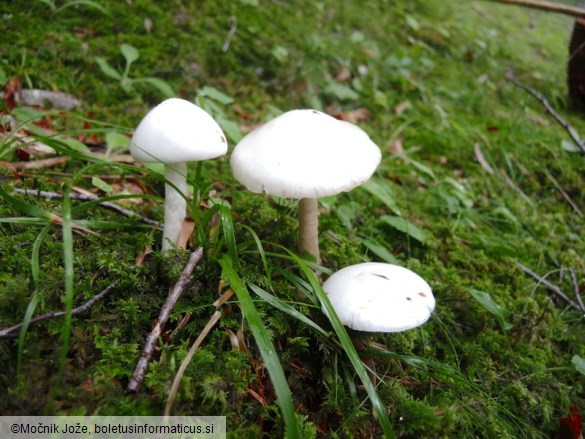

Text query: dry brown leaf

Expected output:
[0,131,56,158]
[394,100,411,115]
[176,218,195,249]
[387,138,404,155]
[335,66,351,82]
[226,328,241,350]
[239,122,263,133]
[3,76,21,110]
[135,245,153,266]
[109,181,145,205]
[526,112,549,127]
[334,107,370,124]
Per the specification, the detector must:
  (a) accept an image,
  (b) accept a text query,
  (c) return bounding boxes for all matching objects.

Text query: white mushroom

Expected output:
[230,109,381,262]
[322,262,435,332]
[131,98,227,251]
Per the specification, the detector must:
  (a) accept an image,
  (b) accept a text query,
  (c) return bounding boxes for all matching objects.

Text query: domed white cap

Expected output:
[131,98,227,164]
[323,262,435,332]
[230,109,381,199]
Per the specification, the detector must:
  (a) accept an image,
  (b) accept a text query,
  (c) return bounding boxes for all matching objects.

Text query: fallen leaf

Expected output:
[135,245,153,266]
[558,406,583,439]
[0,131,56,158]
[3,76,21,110]
[333,107,370,124]
[394,100,411,114]
[335,66,351,82]
[73,26,98,39]
[387,138,404,155]
[176,218,195,249]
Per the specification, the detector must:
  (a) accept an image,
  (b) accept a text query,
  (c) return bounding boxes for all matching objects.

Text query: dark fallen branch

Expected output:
[0,281,119,338]
[126,247,204,393]
[484,0,585,17]
[504,71,585,154]
[514,261,584,312]
[13,188,160,226]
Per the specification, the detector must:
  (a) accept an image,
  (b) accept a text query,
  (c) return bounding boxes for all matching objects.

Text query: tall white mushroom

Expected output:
[322,262,435,332]
[230,109,381,262]
[131,98,227,251]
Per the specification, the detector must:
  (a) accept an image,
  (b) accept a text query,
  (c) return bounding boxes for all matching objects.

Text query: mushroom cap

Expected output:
[131,98,227,164]
[230,109,381,198]
[322,262,435,332]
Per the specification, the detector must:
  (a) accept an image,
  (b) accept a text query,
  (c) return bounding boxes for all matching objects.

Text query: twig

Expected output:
[483,0,585,17]
[15,89,82,110]
[0,156,70,170]
[222,16,238,52]
[569,268,585,312]
[13,188,160,226]
[0,281,119,338]
[473,143,495,174]
[544,170,583,217]
[126,247,204,393]
[164,310,222,416]
[504,71,585,154]
[514,261,583,311]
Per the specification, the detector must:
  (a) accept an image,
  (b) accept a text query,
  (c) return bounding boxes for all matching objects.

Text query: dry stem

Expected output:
[485,0,585,17]
[0,281,119,338]
[126,247,204,393]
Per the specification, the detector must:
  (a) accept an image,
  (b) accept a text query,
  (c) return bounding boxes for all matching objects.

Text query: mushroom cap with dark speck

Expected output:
[322,262,435,332]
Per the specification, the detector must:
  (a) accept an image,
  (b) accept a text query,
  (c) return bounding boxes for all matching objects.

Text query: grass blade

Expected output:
[248,282,328,337]
[282,248,396,438]
[58,185,75,382]
[241,225,272,290]
[17,225,52,373]
[219,205,240,270]
[380,215,432,246]
[219,254,299,438]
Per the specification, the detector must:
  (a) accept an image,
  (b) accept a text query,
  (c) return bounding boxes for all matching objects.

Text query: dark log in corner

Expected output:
[568,16,585,112]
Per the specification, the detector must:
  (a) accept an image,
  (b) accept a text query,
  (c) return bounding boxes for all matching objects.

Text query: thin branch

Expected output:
[544,170,584,217]
[0,281,119,338]
[221,15,238,52]
[569,268,585,312]
[126,247,204,393]
[514,261,583,311]
[484,0,585,17]
[504,71,585,154]
[13,188,160,226]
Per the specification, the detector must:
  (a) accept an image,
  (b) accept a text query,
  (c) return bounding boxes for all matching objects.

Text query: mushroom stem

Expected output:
[163,162,188,252]
[298,197,320,262]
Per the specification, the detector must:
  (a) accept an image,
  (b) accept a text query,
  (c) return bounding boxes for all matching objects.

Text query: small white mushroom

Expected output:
[322,262,435,332]
[230,109,381,262]
[131,98,227,251]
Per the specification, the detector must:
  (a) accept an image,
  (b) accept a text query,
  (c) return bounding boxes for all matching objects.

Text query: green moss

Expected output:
[1,0,585,436]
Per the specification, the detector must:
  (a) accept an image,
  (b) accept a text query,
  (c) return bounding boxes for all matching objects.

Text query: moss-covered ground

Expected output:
[1,1,584,437]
